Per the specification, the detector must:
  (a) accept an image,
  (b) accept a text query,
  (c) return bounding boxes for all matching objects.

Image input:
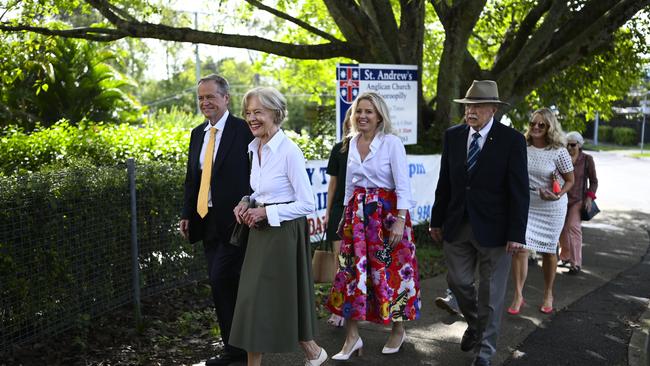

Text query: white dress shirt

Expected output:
[344,132,414,210]
[199,110,229,207]
[466,117,493,152]
[249,129,315,227]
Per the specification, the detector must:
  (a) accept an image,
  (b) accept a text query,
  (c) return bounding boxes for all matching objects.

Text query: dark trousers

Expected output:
[203,210,246,356]
[444,221,511,360]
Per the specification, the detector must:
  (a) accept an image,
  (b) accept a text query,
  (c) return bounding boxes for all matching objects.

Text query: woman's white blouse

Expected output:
[249,129,315,227]
[344,132,414,210]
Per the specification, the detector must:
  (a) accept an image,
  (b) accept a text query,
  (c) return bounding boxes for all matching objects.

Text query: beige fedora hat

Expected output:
[453,80,509,105]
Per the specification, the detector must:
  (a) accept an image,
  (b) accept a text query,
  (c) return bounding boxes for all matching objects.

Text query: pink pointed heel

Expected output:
[507,298,525,315]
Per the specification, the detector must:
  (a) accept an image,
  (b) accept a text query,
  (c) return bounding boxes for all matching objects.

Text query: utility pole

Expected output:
[194,11,201,115]
[641,92,647,153]
[594,112,599,145]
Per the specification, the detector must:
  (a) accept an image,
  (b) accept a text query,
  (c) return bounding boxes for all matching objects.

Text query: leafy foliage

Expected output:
[612,127,637,145]
[0,158,207,352]
[0,119,187,176]
[0,31,143,130]
[0,110,333,176]
[599,125,613,142]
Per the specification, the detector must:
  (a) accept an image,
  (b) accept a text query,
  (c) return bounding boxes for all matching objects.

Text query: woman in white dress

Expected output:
[508,108,574,315]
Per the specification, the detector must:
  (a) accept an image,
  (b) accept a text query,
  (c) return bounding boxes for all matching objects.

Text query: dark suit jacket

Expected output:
[430,121,529,247]
[182,114,254,244]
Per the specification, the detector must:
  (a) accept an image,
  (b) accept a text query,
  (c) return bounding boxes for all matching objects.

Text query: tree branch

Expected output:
[244,0,341,43]
[492,0,551,73]
[398,0,425,64]
[323,0,395,62]
[360,0,400,59]
[0,22,361,60]
[549,0,638,50]
[502,0,650,106]
[85,0,125,27]
[105,1,138,23]
[527,0,649,84]
[496,0,567,96]
[431,0,488,125]
[322,0,365,45]
[0,23,126,41]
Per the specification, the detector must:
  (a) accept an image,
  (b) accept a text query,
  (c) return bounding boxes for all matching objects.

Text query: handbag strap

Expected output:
[247,151,253,195]
[582,155,588,199]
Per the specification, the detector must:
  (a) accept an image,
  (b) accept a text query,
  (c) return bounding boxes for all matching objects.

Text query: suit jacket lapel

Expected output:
[456,124,470,172]
[213,115,236,175]
[191,121,208,173]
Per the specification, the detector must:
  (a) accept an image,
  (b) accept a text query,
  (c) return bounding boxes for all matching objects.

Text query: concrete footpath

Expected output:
[257,210,650,366]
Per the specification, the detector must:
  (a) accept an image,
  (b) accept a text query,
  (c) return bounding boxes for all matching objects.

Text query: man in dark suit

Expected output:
[179,74,253,366]
[429,80,529,366]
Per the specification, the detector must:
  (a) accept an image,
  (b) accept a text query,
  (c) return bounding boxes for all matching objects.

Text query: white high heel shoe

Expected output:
[305,347,328,366]
[331,337,363,361]
[381,330,406,354]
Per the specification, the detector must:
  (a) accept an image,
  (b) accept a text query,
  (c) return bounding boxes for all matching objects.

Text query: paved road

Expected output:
[589,150,650,213]
[210,151,650,366]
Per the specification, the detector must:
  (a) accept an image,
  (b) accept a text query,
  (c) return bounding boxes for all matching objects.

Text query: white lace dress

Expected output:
[524,145,574,253]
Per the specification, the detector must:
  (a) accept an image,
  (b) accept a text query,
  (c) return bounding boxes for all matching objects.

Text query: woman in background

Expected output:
[559,131,598,275]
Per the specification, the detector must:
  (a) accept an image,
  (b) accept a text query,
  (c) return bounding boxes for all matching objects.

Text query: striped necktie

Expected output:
[467,132,481,172]
[197,128,217,218]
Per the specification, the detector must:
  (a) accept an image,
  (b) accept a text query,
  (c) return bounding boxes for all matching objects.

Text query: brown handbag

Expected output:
[311,233,337,283]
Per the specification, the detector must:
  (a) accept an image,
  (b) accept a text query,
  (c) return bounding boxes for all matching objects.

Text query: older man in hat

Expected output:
[429,80,529,366]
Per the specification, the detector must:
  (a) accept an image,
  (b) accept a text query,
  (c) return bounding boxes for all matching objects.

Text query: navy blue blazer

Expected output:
[430,121,529,247]
[182,114,254,244]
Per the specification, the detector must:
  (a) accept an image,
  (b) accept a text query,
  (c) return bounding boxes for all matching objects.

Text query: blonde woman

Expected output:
[508,108,575,315]
[326,92,421,360]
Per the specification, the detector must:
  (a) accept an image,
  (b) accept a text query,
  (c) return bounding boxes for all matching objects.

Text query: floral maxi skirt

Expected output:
[326,187,421,324]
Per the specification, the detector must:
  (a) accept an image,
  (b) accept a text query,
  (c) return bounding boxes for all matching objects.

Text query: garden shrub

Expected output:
[0,159,202,350]
[598,125,612,142]
[0,117,333,176]
[612,127,637,145]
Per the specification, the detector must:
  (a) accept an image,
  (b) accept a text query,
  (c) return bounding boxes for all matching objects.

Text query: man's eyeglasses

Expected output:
[529,121,547,129]
[567,143,578,148]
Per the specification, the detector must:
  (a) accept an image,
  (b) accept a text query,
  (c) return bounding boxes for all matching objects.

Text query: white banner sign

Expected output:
[336,63,418,145]
[305,155,440,242]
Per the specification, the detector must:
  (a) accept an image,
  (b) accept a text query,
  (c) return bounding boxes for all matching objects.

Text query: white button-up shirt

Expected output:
[344,132,414,210]
[199,110,229,207]
[249,129,315,227]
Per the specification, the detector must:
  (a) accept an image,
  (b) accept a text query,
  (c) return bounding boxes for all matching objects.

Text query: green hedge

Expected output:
[612,127,637,145]
[0,121,188,176]
[0,118,333,176]
[0,160,202,350]
[598,125,612,142]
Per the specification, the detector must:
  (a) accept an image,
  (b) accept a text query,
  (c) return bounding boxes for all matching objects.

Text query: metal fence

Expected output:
[0,160,205,352]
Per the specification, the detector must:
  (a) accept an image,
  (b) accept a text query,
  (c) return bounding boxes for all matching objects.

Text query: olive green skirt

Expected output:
[229,217,318,353]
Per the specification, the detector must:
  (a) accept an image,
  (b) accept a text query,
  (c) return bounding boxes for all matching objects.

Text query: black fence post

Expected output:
[127,158,142,326]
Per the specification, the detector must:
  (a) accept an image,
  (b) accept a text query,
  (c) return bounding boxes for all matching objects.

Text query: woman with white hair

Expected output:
[508,108,575,315]
[326,91,421,360]
[231,87,327,366]
[559,131,599,275]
